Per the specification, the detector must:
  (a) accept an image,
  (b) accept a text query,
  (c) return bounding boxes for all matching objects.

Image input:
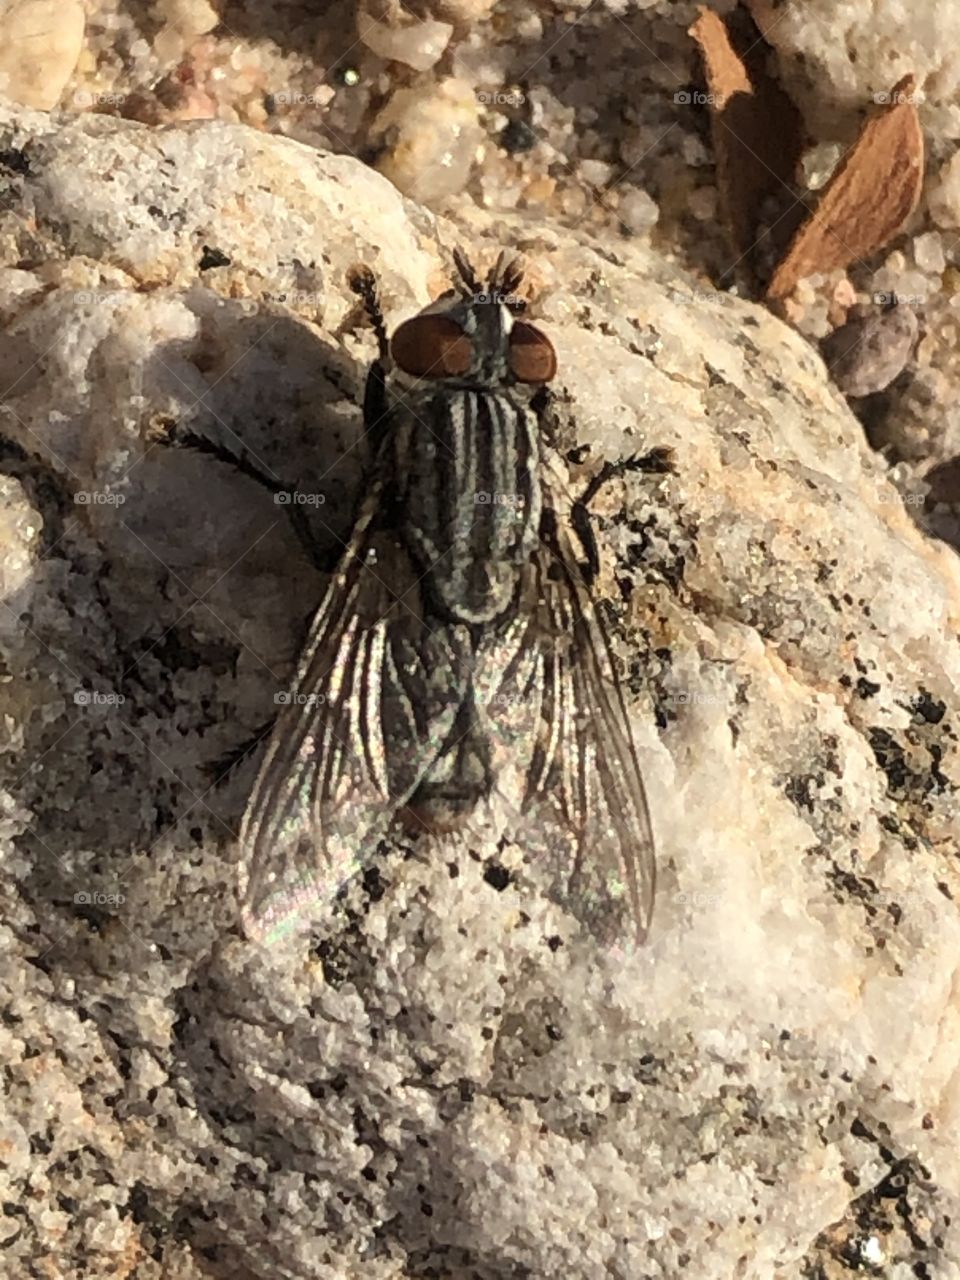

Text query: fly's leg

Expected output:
[348,265,389,363]
[151,418,339,572]
[530,382,675,583]
[203,717,276,784]
[570,447,676,584]
[348,265,393,453]
[152,419,285,495]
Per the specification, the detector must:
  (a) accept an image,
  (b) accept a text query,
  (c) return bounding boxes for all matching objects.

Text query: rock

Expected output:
[0,0,85,110]
[746,0,960,143]
[820,301,920,398]
[371,76,482,202]
[1,102,959,1279]
[0,472,40,600]
[156,0,219,37]
[356,0,454,72]
[930,149,960,228]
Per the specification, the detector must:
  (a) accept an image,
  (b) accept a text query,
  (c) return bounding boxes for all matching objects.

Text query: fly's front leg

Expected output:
[151,417,286,497]
[571,447,676,585]
[151,418,339,572]
[348,264,395,455]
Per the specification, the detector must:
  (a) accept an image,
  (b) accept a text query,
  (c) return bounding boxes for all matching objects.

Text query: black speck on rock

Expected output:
[483,862,511,891]
[199,245,231,271]
[910,690,946,725]
[868,727,910,793]
[500,119,538,153]
[0,147,30,175]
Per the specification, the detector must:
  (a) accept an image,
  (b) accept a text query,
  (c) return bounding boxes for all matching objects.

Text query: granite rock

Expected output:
[1,103,959,1279]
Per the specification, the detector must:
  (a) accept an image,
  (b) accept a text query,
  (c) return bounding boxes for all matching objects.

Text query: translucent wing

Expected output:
[475,506,656,950]
[238,487,469,944]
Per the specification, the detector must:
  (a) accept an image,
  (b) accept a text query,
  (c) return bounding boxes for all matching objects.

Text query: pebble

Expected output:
[580,158,614,187]
[372,79,482,201]
[158,0,219,37]
[357,2,453,72]
[930,150,960,229]
[500,119,538,154]
[619,187,660,234]
[433,0,499,18]
[913,232,946,275]
[521,175,557,206]
[0,0,85,110]
[820,302,920,398]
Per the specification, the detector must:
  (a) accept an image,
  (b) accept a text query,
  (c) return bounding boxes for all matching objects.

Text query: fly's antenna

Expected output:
[453,245,483,297]
[488,250,526,312]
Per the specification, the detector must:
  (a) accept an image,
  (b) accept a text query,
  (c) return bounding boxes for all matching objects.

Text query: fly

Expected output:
[227,249,668,950]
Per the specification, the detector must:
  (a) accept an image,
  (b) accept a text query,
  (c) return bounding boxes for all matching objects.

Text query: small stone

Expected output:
[0,0,85,110]
[516,12,543,39]
[499,119,537,154]
[618,187,659,234]
[156,0,218,37]
[580,158,614,187]
[688,186,717,222]
[431,0,498,18]
[820,302,919,398]
[372,79,481,202]
[357,1,453,73]
[520,175,556,206]
[0,476,40,600]
[930,150,960,229]
[801,142,844,191]
[913,231,946,274]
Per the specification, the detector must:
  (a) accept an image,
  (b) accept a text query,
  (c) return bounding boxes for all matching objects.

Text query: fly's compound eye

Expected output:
[390,314,473,377]
[507,321,557,383]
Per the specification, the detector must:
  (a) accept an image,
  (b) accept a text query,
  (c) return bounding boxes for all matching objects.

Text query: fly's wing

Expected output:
[238,488,468,944]
[475,510,656,951]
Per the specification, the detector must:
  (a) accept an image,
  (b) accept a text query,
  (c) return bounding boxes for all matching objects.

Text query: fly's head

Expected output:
[389,248,557,390]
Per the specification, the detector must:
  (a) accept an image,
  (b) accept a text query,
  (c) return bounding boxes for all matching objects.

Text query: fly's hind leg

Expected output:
[203,717,276,784]
[570,447,676,584]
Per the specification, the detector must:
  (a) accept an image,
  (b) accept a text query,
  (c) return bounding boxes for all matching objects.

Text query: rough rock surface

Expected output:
[1,104,959,1279]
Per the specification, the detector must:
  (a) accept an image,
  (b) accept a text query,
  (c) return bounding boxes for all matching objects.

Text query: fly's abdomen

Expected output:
[394,387,542,624]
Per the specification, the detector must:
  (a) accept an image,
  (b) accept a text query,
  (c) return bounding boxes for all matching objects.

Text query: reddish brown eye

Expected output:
[390,315,473,377]
[508,321,557,383]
